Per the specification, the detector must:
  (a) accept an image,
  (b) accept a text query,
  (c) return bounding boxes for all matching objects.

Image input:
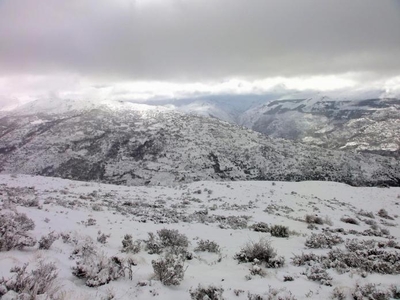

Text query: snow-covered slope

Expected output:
[1,174,399,299]
[145,96,400,157]
[1,98,400,186]
[171,100,238,123]
[238,97,400,157]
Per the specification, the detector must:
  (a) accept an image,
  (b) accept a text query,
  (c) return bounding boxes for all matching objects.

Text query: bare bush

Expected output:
[340,216,359,225]
[69,234,136,285]
[283,275,294,282]
[38,231,59,250]
[378,209,394,220]
[0,212,36,251]
[270,225,289,238]
[303,266,332,286]
[358,210,375,219]
[292,243,400,275]
[381,219,396,227]
[85,218,97,226]
[247,287,297,300]
[121,234,140,253]
[92,204,103,211]
[249,265,267,277]
[97,231,111,244]
[305,233,343,249]
[364,219,377,226]
[353,283,395,300]
[151,254,186,286]
[345,238,379,251]
[70,236,96,260]
[145,232,163,254]
[234,239,284,268]
[72,251,132,287]
[190,284,224,300]
[331,287,346,300]
[305,214,324,225]
[250,222,270,233]
[157,228,189,248]
[380,227,391,236]
[291,253,323,267]
[0,261,58,299]
[218,215,249,229]
[144,229,189,255]
[23,198,40,208]
[194,239,221,253]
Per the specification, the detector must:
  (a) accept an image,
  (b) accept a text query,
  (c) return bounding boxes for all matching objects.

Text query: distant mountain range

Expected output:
[0,98,400,186]
[155,96,400,157]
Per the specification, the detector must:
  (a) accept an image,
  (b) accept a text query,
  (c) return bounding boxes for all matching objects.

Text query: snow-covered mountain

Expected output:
[160,100,236,124]
[146,95,271,124]
[1,98,400,186]
[160,96,400,157]
[239,97,400,157]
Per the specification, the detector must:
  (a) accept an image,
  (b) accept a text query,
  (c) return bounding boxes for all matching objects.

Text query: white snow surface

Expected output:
[1,174,400,299]
[11,98,170,116]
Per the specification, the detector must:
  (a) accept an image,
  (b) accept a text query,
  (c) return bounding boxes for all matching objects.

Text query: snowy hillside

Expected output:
[236,97,400,157]
[171,100,238,124]
[150,96,400,157]
[0,174,399,299]
[1,98,400,186]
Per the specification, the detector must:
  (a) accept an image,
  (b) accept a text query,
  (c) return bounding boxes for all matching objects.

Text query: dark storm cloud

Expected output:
[0,0,399,81]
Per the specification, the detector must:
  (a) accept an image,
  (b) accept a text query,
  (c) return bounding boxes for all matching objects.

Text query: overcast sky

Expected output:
[0,0,400,105]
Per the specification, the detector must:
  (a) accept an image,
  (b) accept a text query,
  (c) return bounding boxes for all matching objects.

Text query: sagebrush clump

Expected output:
[291,252,322,267]
[331,287,346,300]
[303,265,332,286]
[144,229,190,256]
[0,261,58,299]
[270,225,289,238]
[121,234,141,253]
[250,222,270,233]
[194,239,221,253]
[292,239,400,275]
[357,210,375,219]
[234,239,284,268]
[305,232,343,249]
[151,254,186,286]
[340,216,359,225]
[71,236,135,286]
[157,228,189,248]
[72,251,134,287]
[247,287,297,300]
[190,284,224,300]
[145,232,163,254]
[38,231,59,250]
[378,208,394,220]
[97,231,111,244]
[249,265,267,277]
[352,283,399,300]
[305,214,324,225]
[0,212,36,251]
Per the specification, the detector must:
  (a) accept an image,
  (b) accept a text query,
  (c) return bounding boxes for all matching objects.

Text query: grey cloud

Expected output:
[0,0,399,81]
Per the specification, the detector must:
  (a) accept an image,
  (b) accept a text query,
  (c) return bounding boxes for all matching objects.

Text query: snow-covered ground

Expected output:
[0,174,399,299]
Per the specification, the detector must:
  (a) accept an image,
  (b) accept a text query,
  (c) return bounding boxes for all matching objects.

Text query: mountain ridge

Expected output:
[0,98,400,186]
[149,96,400,157]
